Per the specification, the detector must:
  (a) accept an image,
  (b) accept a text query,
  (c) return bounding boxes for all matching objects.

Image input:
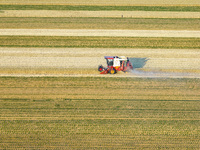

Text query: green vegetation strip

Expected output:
[0,77,199,149]
[0,5,200,11]
[0,36,199,49]
[1,17,200,30]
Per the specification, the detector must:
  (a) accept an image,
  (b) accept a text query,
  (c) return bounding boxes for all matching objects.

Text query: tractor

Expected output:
[98,56,133,74]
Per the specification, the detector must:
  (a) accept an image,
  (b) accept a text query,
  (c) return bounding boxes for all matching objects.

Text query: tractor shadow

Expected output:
[129,58,149,69]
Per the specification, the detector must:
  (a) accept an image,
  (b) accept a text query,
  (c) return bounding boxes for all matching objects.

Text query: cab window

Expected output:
[107,59,113,66]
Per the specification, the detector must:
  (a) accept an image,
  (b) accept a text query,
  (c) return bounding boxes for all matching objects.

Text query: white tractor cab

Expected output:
[98,56,133,74]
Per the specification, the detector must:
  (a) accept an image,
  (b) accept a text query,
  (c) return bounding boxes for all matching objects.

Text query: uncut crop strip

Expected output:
[0,36,199,49]
[0,77,200,149]
[0,18,200,30]
[1,5,200,11]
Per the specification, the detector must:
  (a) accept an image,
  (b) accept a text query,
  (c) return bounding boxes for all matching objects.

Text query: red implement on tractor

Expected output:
[98,56,133,74]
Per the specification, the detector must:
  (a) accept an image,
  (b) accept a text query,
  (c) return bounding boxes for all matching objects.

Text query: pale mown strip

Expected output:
[0,48,199,73]
[1,29,200,37]
[1,56,199,70]
[1,48,199,58]
[1,10,200,18]
[0,0,200,6]
[0,56,105,69]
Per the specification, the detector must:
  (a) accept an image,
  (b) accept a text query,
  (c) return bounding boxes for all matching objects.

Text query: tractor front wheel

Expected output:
[98,65,104,72]
[109,68,116,74]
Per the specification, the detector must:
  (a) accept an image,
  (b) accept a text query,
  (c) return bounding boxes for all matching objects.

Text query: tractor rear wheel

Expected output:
[109,68,116,74]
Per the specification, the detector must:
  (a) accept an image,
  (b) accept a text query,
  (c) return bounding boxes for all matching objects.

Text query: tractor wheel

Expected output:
[109,68,116,74]
[98,65,104,72]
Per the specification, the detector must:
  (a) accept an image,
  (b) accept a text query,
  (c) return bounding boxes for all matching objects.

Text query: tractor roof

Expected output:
[104,56,127,60]
[104,56,114,59]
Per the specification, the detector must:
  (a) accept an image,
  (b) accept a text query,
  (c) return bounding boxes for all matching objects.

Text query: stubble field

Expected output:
[0,1,200,149]
[0,77,200,149]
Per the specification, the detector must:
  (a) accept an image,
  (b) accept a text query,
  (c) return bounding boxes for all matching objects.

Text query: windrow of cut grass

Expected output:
[1,5,200,12]
[1,36,199,49]
[0,77,200,149]
[1,17,200,30]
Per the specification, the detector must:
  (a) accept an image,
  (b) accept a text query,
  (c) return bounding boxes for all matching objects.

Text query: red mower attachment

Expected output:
[98,56,133,74]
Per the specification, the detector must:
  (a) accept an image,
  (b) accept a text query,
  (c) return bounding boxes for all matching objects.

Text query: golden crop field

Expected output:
[0,77,200,149]
[0,0,200,149]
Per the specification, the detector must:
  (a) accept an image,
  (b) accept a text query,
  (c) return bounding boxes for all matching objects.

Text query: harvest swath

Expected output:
[1,5,200,11]
[1,36,199,49]
[0,77,200,149]
[1,18,199,30]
